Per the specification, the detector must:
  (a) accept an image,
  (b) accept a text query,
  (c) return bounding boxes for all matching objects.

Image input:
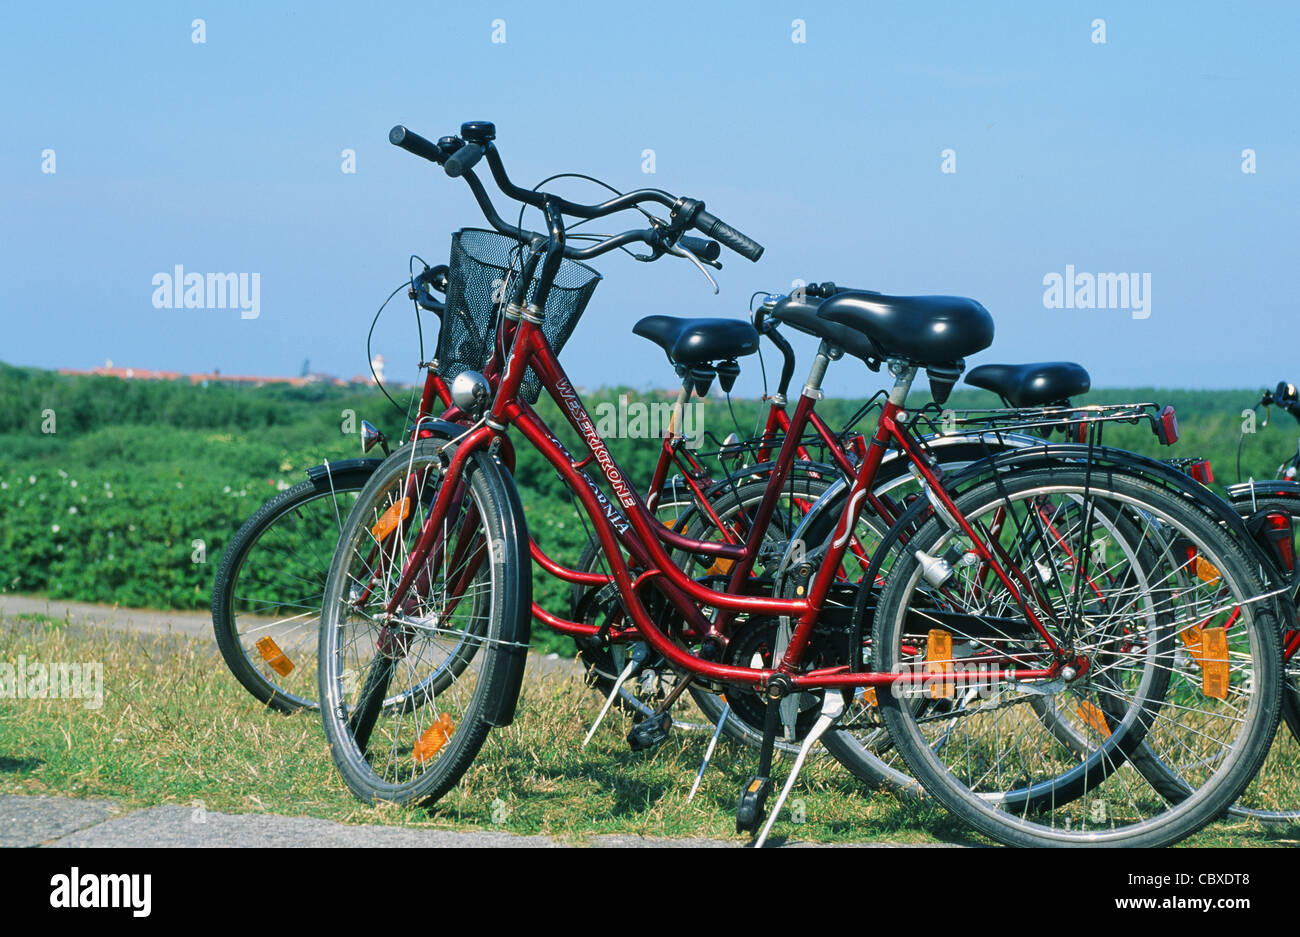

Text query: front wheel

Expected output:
[319,439,530,806]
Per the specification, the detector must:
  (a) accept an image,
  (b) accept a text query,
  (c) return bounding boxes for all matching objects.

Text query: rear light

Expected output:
[1070,415,1088,444]
[1154,405,1179,446]
[1264,511,1296,574]
[849,434,868,463]
[1188,459,1214,485]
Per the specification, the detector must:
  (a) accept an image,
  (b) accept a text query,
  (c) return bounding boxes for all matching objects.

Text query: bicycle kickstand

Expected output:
[686,696,730,803]
[753,690,846,848]
[582,643,648,747]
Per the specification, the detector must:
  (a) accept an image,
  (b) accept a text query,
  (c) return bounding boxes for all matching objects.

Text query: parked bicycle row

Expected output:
[211,121,1300,846]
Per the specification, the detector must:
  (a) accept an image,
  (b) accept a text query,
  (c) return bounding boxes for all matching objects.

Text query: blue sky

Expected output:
[1,1,1295,397]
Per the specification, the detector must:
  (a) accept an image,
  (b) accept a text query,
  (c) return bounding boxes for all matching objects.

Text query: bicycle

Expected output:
[316,120,1283,847]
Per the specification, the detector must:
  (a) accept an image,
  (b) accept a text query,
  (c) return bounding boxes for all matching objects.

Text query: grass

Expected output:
[1,614,1296,846]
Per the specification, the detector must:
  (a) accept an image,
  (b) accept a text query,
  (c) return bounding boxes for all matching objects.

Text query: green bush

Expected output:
[1,362,1293,656]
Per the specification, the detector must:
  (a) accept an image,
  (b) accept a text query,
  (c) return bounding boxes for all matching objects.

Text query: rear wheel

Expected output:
[873,468,1282,846]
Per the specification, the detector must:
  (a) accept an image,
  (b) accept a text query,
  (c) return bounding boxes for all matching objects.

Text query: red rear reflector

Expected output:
[1155,405,1179,445]
[1070,413,1087,444]
[1265,511,1296,573]
[1189,459,1214,485]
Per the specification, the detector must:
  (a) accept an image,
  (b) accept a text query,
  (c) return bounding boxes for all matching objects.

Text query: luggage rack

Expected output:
[905,400,1181,448]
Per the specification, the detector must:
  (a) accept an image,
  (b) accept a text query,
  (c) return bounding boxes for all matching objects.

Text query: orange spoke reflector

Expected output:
[707,557,735,576]
[1192,554,1222,584]
[1076,700,1110,737]
[413,712,456,764]
[1178,624,1206,665]
[255,637,294,676]
[370,496,411,542]
[1201,627,1229,699]
[862,687,878,707]
[925,629,955,699]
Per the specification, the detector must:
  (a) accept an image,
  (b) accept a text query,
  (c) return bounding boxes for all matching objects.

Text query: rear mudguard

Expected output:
[306,457,384,483]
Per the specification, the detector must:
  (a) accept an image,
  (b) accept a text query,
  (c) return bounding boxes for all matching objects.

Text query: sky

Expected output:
[1,1,1296,398]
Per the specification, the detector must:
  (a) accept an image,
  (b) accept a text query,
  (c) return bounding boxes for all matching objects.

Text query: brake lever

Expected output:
[667,240,719,294]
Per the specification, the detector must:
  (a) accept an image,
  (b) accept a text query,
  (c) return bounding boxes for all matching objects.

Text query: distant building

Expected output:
[58,360,347,388]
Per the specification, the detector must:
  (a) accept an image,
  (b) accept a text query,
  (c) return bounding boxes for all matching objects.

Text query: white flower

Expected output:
[51,524,60,533]
[70,480,77,488]
[68,506,77,515]
[28,475,36,484]
[57,469,67,479]
[104,482,111,491]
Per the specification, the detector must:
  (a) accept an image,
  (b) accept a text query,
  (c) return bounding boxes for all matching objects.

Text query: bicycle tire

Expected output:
[873,467,1282,846]
[319,439,530,806]
[212,464,376,712]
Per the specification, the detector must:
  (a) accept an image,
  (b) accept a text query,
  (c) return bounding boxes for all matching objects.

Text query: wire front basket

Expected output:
[440,228,601,404]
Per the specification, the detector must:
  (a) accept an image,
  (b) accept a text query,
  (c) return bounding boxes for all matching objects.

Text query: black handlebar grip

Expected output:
[678,235,721,262]
[389,126,445,164]
[444,142,486,178]
[693,209,764,262]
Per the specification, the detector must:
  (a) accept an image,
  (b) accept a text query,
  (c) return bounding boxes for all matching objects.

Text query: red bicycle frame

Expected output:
[383,312,1064,693]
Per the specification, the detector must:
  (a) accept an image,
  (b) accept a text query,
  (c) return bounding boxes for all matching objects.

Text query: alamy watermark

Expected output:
[1,656,103,710]
[1042,265,1151,319]
[152,265,260,319]
[591,393,704,447]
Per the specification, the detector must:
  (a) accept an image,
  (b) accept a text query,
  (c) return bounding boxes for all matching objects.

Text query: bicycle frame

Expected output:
[384,307,1064,693]
[405,307,882,645]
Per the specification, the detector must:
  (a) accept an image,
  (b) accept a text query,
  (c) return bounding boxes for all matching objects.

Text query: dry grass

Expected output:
[1,615,1293,846]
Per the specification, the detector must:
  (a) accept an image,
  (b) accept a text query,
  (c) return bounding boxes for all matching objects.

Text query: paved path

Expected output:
[0,794,946,848]
[0,593,581,677]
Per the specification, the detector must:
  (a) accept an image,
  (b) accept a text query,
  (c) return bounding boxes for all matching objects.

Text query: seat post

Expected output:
[887,358,917,406]
[801,340,843,400]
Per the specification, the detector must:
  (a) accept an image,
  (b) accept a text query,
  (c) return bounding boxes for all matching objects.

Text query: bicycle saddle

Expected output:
[965,361,1091,408]
[633,315,760,365]
[816,292,994,366]
[767,294,884,366]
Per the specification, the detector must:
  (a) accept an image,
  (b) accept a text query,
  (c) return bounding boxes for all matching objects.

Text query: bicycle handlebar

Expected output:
[388,125,451,165]
[692,208,763,262]
[1261,381,1300,424]
[388,122,764,264]
[444,142,485,178]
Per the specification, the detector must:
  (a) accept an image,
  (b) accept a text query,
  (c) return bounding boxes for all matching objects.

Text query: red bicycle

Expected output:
[317,122,1283,846]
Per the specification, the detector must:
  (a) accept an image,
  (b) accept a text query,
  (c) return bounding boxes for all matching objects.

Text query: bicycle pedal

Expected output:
[626,711,673,752]
[735,776,772,834]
